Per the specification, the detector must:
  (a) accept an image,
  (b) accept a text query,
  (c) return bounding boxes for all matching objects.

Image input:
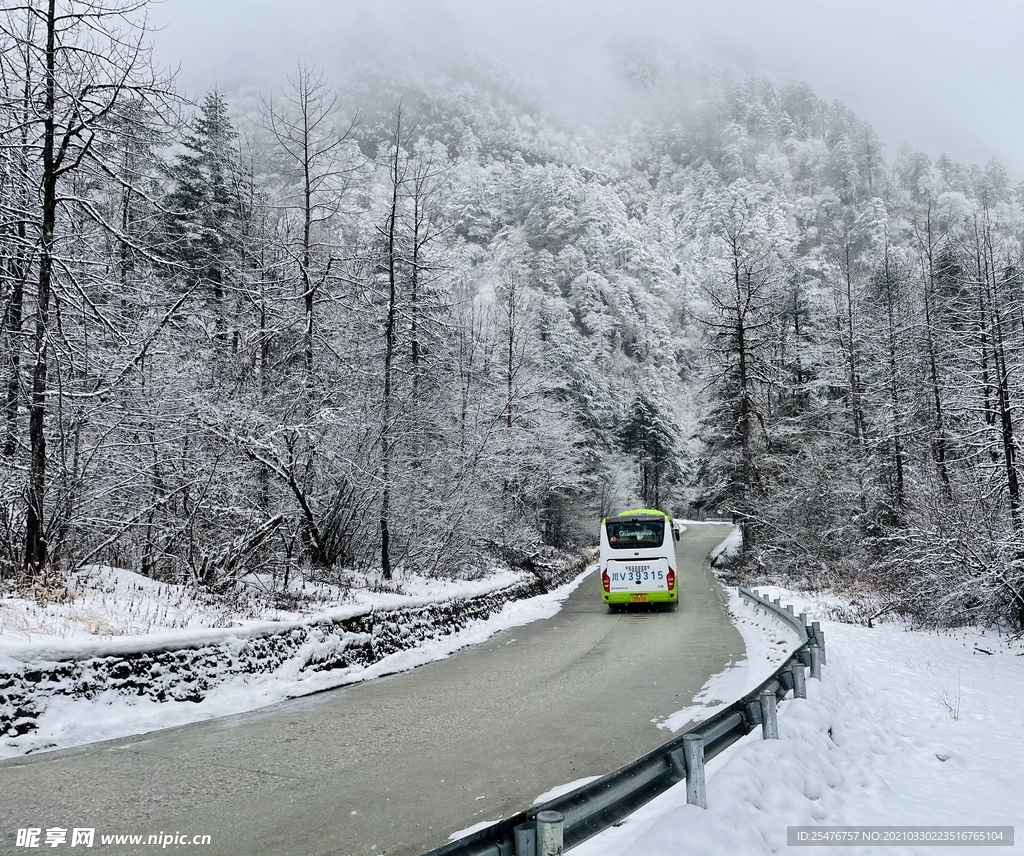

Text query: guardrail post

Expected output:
[536,811,564,856]
[514,822,537,856]
[810,644,822,680]
[785,604,794,615]
[668,747,686,779]
[792,663,807,699]
[818,629,827,666]
[759,691,778,739]
[779,668,795,694]
[683,734,707,809]
[799,612,808,636]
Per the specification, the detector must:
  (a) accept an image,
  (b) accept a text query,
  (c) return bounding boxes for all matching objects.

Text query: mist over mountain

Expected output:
[152,0,1024,178]
[2,0,1022,631]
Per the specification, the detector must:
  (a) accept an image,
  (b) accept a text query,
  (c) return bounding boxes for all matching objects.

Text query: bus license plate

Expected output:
[631,594,647,602]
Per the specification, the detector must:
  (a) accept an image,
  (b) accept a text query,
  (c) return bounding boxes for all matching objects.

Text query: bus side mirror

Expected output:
[674,529,680,541]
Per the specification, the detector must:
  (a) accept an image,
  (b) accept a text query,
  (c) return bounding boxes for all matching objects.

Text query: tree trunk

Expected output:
[379,109,403,581]
[3,40,32,460]
[842,239,867,443]
[979,211,1021,533]
[24,0,58,573]
[918,204,952,497]
[302,116,314,388]
[882,241,905,511]
[506,270,516,429]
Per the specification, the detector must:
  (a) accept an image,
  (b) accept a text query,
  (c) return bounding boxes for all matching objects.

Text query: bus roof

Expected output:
[606,508,669,523]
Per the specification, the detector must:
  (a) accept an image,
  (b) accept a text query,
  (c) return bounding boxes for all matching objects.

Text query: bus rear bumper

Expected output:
[603,590,677,604]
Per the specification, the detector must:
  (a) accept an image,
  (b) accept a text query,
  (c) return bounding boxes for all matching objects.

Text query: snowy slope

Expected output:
[0,564,524,658]
[5,558,1022,856]
[0,566,592,758]
[571,586,1024,856]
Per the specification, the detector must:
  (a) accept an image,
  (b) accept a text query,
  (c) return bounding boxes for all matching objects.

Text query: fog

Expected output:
[151,0,1024,177]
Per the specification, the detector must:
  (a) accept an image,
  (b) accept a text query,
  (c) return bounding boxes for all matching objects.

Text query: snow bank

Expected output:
[709,527,743,567]
[0,564,525,660]
[652,586,801,733]
[0,563,590,758]
[573,587,1024,856]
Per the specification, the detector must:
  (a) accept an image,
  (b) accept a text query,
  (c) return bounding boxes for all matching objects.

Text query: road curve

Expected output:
[0,524,743,856]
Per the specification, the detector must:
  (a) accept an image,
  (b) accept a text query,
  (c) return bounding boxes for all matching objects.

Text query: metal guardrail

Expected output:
[424,586,826,856]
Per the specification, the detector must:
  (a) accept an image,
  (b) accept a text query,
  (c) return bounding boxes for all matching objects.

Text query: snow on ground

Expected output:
[0,564,523,657]
[448,777,607,842]
[445,579,808,844]
[708,526,743,566]
[0,566,595,758]
[534,776,604,804]
[6,536,1023,855]
[652,587,799,734]
[573,584,1024,856]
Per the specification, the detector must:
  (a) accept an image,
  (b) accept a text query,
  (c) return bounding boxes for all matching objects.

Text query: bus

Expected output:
[599,508,680,610]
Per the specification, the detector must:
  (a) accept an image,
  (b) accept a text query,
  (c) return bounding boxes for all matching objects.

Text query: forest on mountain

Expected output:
[1,2,1021,629]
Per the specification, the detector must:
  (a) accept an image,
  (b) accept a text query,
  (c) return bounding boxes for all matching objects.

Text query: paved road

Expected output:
[0,524,743,856]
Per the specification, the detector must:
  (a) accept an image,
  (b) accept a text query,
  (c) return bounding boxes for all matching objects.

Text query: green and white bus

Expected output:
[599,508,680,609]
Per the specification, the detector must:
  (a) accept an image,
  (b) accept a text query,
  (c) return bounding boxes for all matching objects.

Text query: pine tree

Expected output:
[163,90,241,344]
[619,394,680,509]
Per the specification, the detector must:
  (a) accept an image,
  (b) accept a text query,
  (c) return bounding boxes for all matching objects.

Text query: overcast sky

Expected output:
[151,0,1024,178]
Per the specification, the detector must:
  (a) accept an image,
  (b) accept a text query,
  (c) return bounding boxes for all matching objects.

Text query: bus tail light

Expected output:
[601,568,610,592]
[667,568,675,590]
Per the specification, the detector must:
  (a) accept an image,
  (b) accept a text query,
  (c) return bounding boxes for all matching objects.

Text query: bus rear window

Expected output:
[606,519,665,549]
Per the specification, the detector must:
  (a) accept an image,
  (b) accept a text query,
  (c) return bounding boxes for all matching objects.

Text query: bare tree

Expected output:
[964,204,1021,534]
[375,106,409,580]
[698,185,788,543]
[0,0,174,577]
[912,199,954,497]
[262,63,358,390]
[879,237,908,511]
[0,9,33,462]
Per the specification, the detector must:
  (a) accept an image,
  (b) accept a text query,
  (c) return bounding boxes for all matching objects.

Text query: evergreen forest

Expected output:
[1,2,1022,630]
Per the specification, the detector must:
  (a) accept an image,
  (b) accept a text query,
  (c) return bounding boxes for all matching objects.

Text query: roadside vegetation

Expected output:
[1,1,1020,632]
